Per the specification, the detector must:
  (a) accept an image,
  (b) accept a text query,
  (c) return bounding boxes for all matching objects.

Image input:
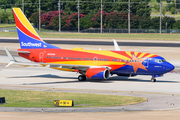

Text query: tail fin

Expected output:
[12,8,59,49]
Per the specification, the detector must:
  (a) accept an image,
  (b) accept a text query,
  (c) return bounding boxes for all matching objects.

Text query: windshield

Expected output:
[155,59,166,63]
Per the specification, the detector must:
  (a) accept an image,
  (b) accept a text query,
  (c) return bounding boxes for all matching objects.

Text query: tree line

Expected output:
[0,0,180,29]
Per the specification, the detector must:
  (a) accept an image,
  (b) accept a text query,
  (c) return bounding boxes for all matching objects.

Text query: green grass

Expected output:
[0,89,146,107]
[0,24,16,28]
[1,32,180,40]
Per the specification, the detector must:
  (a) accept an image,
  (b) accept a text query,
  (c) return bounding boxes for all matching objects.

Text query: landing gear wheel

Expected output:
[78,75,86,81]
[151,78,156,82]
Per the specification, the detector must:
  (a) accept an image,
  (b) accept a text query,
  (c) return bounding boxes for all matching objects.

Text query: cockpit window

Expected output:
[155,59,166,63]
[162,59,167,62]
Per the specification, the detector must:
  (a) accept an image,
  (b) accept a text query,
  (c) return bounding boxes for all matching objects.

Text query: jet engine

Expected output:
[86,68,110,79]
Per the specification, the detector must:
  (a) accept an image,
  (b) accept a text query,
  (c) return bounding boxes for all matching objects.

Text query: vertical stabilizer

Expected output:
[12,8,59,49]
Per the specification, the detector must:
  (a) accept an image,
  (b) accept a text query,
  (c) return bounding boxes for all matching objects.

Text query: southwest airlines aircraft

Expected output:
[5,8,175,82]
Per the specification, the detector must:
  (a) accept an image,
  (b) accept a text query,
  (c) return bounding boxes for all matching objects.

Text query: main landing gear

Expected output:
[78,75,86,81]
[151,78,156,82]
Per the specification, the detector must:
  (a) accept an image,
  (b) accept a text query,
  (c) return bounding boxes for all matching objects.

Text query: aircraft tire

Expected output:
[151,78,156,82]
[78,75,86,81]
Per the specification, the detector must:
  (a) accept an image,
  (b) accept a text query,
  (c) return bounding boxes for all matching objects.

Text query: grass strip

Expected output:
[0,32,180,41]
[0,89,146,108]
[0,24,16,28]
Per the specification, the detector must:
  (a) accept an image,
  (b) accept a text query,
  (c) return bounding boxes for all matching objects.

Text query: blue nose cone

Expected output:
[166,62,175,72]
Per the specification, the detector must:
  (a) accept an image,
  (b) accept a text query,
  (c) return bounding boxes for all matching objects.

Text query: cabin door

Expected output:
[39,52,44,62]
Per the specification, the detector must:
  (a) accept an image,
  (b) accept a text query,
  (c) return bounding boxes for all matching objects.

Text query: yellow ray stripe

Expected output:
[125,51,132,58]
[71,49,130,60]
[13,8,39,37]
[50,61,125,66]
[134,52,139,56]
[138,52,146,58]
[145,54,155,58]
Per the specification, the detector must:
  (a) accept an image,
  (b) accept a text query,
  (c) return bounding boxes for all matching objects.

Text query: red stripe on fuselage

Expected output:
[136,52,142,58]
[149,55,158,58]
[13,10,41,41]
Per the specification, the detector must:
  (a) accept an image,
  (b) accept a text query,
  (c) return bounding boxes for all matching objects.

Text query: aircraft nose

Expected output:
[166,62,175,72]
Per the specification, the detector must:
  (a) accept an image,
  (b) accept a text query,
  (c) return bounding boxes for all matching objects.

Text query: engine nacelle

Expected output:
[86,68,110,80]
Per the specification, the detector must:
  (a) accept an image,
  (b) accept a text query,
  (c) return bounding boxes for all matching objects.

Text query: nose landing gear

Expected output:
[151,78,156,82]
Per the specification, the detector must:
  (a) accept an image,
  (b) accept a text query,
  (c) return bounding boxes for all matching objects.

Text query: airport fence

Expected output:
[1,27,180,34]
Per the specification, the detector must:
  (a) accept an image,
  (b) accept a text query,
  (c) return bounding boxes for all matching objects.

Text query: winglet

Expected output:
[4,47,17,67]
[113,39,121,51]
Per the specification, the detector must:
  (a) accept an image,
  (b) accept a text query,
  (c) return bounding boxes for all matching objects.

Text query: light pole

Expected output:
[166,22,167,33]
[78,0,80,33]
[58,0,61,32]
[22,0,24,13]
[101,0,102,33]
[128,0,130,33]
[39,0,41,32]
[160,0,161,34]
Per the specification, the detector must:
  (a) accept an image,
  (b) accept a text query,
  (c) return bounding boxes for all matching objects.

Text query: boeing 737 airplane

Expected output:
[5,8,175,82]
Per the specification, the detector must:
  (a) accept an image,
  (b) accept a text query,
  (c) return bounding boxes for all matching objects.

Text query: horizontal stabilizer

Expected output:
[4,47,17,62]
